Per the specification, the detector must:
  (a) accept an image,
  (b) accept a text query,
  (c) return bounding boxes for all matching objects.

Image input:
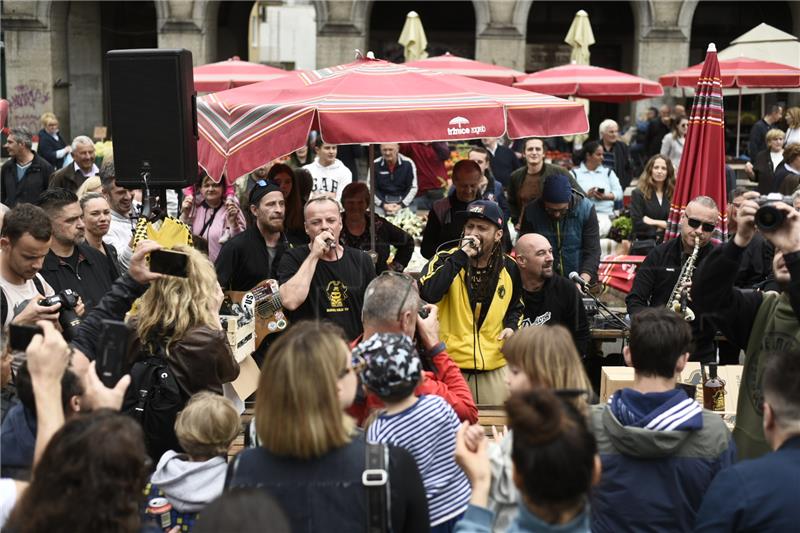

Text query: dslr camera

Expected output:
[39,289,82,340]
[754,193,794,231]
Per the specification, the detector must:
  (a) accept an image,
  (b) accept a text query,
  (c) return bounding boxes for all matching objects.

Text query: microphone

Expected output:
[569,271,588,291]
[324,238,335,250]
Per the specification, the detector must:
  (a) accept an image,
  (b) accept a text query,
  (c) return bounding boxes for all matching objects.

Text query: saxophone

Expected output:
[667,238,700,321]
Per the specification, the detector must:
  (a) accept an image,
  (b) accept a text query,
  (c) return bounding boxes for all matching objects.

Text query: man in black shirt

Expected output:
[278,196,376,340]
[626,196,720,362]
[37,188,116,312]
[728,188,775,290]
[216,180,290,291]
[515,233,590,355]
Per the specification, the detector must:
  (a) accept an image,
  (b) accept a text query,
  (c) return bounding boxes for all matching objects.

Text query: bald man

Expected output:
[515,233,590,355]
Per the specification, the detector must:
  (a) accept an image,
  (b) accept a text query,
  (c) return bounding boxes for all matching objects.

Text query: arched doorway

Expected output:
[216,1,255,62]
[526,2,635,139]
[690,1,795,155]
[61,1,157,138]
[367,1,476,62]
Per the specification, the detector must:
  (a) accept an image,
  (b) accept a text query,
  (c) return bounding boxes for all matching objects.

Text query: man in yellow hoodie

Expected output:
[420,199,522,405]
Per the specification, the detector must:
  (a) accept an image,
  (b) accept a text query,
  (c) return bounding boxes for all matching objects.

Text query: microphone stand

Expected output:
[578,285,630,331]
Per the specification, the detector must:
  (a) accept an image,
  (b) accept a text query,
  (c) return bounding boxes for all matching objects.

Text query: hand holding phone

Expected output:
[9,324,44,352]
[95,319,133,388]
[148,249,189,277]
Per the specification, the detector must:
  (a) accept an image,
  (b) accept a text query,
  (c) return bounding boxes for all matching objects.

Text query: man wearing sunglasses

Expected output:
[419,199,523,405]
[626,196,720,363]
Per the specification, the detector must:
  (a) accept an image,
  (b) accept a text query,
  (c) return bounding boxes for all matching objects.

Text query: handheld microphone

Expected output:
[324,238,335,250]
[569,271,588,291]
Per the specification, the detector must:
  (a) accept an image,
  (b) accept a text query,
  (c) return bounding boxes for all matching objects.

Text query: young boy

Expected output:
[357,332,471,532]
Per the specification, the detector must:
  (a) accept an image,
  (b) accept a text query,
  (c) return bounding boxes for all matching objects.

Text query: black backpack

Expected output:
[122,343,186,461]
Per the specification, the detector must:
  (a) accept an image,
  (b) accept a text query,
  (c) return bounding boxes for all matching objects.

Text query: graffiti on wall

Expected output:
[8,81,51,132]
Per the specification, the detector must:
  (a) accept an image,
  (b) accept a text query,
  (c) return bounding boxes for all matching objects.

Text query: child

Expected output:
[146,392,240,531]
[357,333,471,532]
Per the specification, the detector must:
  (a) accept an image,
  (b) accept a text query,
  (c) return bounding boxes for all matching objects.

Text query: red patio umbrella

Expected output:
[660,57,800,156]
[514,63,664,102]
[193,57,289,92]
[405,52,525,86]
[197,56,588,183]
[664,43,728,244]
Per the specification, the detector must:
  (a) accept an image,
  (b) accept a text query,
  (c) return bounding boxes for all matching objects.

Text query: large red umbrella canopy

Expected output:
[197,57,588,183]
[404,52,525,86]
[664,44,728,244]
[514,63,663,102]
[659,56,800,88]
[193,57,289,92]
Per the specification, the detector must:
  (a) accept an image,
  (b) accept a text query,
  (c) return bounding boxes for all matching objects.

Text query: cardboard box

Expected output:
[599,364,743,419]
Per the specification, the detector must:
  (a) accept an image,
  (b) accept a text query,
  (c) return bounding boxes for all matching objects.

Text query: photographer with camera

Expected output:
[693,191,800,460]
[0,205,58,346]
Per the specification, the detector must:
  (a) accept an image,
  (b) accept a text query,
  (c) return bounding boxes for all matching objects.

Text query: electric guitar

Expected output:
[224,279,288,347]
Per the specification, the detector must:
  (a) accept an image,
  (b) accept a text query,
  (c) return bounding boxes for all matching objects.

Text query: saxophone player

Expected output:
[626,196,720,362]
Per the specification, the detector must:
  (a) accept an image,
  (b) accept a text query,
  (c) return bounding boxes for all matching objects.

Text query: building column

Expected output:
[314,1,366,68]
[474,0,526,71]
[158,0,214,66]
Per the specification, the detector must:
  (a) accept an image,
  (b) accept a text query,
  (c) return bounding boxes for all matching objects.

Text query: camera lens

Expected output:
[755,205,784,231]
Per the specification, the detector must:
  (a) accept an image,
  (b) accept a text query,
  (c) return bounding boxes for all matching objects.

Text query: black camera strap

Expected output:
[364,442,390,533]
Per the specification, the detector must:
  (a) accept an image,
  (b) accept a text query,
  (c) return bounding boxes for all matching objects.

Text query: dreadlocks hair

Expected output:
[466,240,505,306]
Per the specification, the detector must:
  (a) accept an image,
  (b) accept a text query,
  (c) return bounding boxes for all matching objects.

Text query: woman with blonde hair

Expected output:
[784,107,800,146]
[37,111,70,168]
[227,321,430,533]
[744,128,786,193]
[475,325,593,532]
[123,244,239,459]
[76,175,102,198]
[629,154,675,255]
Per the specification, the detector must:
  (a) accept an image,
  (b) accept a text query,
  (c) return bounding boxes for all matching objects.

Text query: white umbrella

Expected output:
[398,11,428,62]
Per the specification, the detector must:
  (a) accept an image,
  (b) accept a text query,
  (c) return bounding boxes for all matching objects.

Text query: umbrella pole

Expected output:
[736,87,742,158]
[368,144,377,264]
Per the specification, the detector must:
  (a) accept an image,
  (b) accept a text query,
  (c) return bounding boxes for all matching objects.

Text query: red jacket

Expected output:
[347,345,478,425]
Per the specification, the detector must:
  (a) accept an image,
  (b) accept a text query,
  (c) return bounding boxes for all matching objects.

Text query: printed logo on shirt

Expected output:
[521,312,551,328]
[497,285,506,299]
[326,280,349,311]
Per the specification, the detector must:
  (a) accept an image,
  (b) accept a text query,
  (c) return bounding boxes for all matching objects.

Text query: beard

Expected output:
[261,217,284,234]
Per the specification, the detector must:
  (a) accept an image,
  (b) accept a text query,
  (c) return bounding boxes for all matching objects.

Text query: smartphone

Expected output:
[597,188,605,194]
[149,249,189,277]
[8,324,43,351]
[95,319,132,388]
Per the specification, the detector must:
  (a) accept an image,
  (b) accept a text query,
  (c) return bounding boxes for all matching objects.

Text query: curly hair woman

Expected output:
[629,154,676,254]
[6,410,151,533]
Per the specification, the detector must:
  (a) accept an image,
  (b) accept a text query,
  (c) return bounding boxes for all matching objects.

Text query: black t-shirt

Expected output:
[215,226,291,291]
[277,246,376,340]
[520,273,590,355]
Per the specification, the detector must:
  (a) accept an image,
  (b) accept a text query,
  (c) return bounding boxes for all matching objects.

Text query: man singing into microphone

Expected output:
[278,195,376,341]
[419,199,523,404]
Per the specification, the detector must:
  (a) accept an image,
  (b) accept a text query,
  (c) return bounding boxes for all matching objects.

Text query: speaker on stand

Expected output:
[105,48,198,218]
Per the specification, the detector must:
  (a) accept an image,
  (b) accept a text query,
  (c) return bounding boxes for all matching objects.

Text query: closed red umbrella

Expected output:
[405,52,525,86]
[193,57,289,92]
[664,44,728,244]
[514,63,663,102]
[197,56,588,183]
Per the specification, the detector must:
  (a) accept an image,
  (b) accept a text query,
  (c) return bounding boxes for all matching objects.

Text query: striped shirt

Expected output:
[367,395,471,526]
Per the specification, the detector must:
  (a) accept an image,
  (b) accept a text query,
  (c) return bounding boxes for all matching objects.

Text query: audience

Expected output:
[629,154,675,255]
[79,192,120,273]
[48,135,98,193]
[598,119,633,189]
[36,112,69,169]
[660,115,688,170]
[1,128,53,208]
[180,172,245,262]
[302,138,353,201]
[227,322,430,532]
[744,128,786,194]
[570,141,623,237]
[372,142,419,215]
[76,175,102,198]
[265,163,306,244]
[775,143,800,195]
[194,489,291,533]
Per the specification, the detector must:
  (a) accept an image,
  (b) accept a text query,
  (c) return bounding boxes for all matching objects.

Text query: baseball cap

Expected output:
[458,199,504,228]
[354,333,421,401]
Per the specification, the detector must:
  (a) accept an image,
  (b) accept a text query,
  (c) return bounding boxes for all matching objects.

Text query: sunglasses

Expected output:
[339,353,366,379]
[378,270,418,322]
[687,218,716,233]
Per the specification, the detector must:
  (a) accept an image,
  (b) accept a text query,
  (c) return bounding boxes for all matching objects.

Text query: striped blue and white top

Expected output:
[367,395,471,526]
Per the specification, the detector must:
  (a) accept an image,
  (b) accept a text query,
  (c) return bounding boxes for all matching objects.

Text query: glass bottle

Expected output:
[703,363,725,412]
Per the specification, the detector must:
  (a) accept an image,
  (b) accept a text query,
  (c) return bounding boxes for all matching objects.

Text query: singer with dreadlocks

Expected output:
[419,200,523,405]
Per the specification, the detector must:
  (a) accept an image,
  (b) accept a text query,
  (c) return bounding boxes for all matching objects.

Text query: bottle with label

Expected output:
[703,363,726,412]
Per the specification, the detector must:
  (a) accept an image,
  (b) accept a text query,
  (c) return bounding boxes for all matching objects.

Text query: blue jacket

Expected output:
[519,192,600,282]
[454,503,590,533]
[373,154,418,208]
[693,435,800,532]
[0,403,36,479]
[589,394,736,533]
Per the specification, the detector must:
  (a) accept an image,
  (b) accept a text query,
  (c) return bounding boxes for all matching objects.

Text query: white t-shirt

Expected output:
[0,478,19,529]
[0,273,54,328]
[302,157,353,201]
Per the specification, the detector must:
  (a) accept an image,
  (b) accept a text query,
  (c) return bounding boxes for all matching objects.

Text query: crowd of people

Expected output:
[0,101,799,532]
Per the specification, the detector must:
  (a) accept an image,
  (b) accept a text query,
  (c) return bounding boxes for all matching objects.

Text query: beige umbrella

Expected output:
[398,11,428,61]
[563,10,595,147]
[565,10,595,65]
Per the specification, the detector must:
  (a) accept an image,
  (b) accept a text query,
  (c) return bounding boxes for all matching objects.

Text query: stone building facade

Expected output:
[3,0,798,140]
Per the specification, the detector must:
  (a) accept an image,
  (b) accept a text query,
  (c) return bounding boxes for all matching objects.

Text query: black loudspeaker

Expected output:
[106,49,197,188]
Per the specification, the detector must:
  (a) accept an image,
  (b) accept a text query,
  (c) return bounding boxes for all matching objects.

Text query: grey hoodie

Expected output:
[150,450,228,513]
